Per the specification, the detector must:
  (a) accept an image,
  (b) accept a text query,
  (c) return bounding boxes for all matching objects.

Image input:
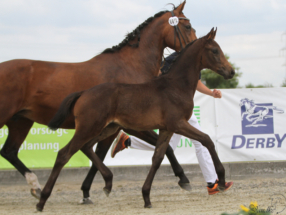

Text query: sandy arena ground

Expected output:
[1,177,286,215]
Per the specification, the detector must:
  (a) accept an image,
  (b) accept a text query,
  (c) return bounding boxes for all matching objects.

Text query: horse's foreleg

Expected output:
[174,120,225,189]
[0,118,42,198]
[124,129,190,190]
[80,132,119,203]
[142,130,173,208]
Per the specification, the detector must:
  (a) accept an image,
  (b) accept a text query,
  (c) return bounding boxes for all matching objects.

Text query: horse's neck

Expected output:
[91,18,166,79]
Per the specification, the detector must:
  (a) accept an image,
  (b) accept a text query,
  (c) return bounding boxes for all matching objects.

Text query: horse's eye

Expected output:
[185,25,191,30]
[212,49,218,54]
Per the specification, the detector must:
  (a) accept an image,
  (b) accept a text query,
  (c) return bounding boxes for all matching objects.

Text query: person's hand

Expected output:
[212,89,222,98]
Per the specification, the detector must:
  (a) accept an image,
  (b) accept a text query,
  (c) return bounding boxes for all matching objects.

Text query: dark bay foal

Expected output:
[38,28,235,211]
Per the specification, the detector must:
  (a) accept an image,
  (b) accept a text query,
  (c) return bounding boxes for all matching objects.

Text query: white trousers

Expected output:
[129,113,217,183]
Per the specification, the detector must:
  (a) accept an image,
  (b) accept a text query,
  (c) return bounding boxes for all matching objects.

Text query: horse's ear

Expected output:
[213,27,217,40]
[207,27,215,40]
[176,1,186,14]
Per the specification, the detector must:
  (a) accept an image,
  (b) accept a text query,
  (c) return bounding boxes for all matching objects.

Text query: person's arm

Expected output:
[196,80,222,98]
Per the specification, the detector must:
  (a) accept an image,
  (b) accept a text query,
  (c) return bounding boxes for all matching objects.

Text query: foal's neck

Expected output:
[164,41,203,98]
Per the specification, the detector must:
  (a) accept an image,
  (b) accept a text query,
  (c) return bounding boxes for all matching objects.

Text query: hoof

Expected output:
[36,203,43,212]
[103,188,111,197]
[178,182,192,192]
[79,197,94,205]
[218,186,225,192]
[31,188,41,200]
[144,204,152,208]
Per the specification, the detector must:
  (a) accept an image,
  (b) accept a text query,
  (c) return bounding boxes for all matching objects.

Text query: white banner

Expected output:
[102,87,286,167]
[216,88,286,162]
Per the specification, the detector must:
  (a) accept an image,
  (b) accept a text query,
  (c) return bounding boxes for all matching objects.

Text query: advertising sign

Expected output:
[216,88,286,162]
[0,123,89,169]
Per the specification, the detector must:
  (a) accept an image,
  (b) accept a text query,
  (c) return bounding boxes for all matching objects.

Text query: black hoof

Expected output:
[178,182,192,191]
[31,188,41,200]
[103,187,111,197]
[79,197,94,205]
[144,204,152,208]
[218,186,225,192]
[36,203,43,212]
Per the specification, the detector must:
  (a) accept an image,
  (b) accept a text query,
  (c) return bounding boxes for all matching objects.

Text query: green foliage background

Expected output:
[201,54,242,89]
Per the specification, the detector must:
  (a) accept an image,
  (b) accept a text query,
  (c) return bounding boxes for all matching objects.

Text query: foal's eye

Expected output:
[185,25,191,30]
[212,49,219,54]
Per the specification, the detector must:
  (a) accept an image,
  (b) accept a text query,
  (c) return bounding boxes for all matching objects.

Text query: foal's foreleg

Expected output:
[123,129,190,190]
[174,120,225,189]
[142,130,173,208]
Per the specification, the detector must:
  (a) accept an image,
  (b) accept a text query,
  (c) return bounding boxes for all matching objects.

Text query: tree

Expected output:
[281,78,286,87]
[245,83,273,88]
[201,54,242,89]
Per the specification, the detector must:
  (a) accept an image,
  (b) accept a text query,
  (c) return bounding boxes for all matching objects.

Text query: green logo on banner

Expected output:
[177,106,200,148]
[0,123,89,169]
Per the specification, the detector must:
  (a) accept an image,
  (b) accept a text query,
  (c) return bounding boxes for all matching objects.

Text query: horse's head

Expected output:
[162,1,197,52]
[200,28,235,80]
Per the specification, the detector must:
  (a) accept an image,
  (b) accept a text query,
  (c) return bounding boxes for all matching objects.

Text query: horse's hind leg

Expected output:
[80,123,120,197]
[0,117,42,198]
[124,129,191,191]
[80,132,119,204]
[80,145,114,197]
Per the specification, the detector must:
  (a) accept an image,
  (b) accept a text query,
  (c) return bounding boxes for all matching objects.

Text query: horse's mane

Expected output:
[101,10,168,54]
[163,39,198,74]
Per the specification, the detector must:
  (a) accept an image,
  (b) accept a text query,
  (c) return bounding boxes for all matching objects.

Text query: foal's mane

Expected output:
[101,10,168,54]
[163,39,198,74]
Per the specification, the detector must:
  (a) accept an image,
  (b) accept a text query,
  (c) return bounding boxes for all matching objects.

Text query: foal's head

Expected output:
[162,1,197,52]
[200,28,235,79]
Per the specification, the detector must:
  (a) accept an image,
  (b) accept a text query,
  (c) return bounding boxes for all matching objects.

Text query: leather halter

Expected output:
[170,10,190,51]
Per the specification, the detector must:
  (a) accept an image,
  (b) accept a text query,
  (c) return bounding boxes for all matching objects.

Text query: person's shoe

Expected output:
[207,181,233,195]
[111,130,130,158]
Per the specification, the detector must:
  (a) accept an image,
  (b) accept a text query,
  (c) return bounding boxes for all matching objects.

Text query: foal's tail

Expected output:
[48,91,83,130]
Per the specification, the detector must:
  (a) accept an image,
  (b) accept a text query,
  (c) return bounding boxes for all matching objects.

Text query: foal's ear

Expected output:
[207,27,217,40]
[176,0,186,14]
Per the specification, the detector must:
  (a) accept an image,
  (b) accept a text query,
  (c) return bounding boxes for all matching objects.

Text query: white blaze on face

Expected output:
[25,172,41,190]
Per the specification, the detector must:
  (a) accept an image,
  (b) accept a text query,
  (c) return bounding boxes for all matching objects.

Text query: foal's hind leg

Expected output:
[36,133,96,211]
[80,132,119,204]
[37,123,120,211]
[124,129,191,191]
[0,118,42,198]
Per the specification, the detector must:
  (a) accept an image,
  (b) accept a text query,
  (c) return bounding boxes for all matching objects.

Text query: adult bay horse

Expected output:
[0,1,196,200]
[42,28,235,211]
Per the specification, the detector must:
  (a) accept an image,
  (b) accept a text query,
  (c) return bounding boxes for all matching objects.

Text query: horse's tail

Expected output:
[48,91,83,130]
